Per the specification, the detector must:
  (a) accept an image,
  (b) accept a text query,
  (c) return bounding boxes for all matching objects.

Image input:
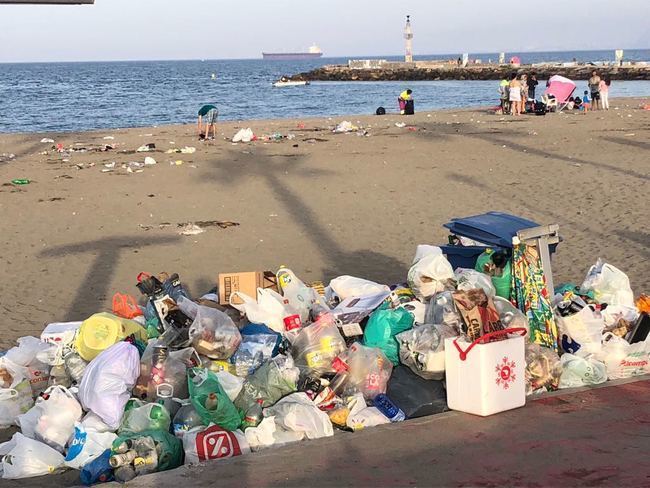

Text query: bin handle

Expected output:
[453,327,527,361]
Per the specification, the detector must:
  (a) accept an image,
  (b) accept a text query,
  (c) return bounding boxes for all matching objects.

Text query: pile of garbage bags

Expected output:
[0,248,647,483]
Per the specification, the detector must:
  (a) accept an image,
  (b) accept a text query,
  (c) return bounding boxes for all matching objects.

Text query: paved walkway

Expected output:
[128,377,650,487]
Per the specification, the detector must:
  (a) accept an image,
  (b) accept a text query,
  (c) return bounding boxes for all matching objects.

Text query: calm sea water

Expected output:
[1,50,649,133]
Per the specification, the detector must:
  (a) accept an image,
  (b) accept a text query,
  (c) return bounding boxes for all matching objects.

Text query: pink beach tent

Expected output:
[544,75,576,103]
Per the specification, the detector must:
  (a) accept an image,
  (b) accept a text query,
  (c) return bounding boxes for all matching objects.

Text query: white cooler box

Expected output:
[445,328,527,416]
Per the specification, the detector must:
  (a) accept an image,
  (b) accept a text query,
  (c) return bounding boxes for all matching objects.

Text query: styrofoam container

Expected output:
[445,329,526,416]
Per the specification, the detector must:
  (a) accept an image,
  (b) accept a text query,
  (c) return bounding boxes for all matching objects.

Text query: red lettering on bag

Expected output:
[620,359,649,367]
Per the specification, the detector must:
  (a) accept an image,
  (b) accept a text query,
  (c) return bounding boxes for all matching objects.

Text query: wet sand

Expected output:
[0,98,648,350]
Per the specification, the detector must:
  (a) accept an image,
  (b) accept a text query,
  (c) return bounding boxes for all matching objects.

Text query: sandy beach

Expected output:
[0,98,648,350]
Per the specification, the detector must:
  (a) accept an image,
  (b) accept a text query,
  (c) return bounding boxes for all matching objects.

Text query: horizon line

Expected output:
[1,47,648,65]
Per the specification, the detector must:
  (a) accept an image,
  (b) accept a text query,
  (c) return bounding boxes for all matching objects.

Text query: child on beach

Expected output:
[581,91,591,113]
[398,89,413,115]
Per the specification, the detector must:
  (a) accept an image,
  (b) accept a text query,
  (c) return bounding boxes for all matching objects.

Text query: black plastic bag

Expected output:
[386,366,448,418]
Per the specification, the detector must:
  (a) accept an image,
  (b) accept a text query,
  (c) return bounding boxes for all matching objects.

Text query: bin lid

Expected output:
[443,212,539,248]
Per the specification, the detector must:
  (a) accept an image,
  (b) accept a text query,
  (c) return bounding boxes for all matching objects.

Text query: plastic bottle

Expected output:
[147,345,168,399]
[241,399,263,429]
[172,399,203,438]
[373,393,406,422]
[156,383,177,416]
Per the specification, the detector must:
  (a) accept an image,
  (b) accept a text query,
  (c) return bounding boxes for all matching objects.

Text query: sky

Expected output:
[0,0,648,63]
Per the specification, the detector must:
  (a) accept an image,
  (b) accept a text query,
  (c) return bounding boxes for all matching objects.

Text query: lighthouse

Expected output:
[404,15,413,63]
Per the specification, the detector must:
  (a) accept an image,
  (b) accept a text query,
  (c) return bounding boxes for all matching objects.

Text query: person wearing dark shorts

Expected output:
[588,71,601,110]
[198,104,218,139]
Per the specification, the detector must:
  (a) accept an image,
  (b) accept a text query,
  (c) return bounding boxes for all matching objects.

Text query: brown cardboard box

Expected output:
[218,271,278,305]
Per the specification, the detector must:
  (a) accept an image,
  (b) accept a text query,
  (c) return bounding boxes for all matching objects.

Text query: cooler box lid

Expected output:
[443,212,540,249]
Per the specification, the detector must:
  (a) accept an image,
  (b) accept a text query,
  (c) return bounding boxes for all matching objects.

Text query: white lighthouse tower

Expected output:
[404,15,413,63]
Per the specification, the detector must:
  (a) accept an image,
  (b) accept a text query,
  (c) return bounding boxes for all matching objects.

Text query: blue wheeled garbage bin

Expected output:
[440,211,559,269]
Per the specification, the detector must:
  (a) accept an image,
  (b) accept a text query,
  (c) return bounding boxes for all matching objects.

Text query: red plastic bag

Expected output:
[112,293,142,319]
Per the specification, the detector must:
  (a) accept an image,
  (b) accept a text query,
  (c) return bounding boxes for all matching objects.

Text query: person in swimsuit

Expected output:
[508,73,522,116]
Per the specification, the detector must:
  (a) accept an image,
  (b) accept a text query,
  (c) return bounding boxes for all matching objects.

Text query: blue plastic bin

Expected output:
[440,211,559,269]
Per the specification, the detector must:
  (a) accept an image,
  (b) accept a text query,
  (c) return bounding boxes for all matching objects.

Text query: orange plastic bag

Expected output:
[112,293,143,319]
[637,295,650,314]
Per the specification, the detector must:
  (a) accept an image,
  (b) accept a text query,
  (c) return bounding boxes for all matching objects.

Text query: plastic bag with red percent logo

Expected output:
[182,424,250,465]
[331,342,393,400]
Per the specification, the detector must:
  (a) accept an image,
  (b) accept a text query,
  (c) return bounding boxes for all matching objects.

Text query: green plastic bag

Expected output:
[119,399,171,434]
[112,429,183,472]
[188,368,242,431]
[363,303,414,365]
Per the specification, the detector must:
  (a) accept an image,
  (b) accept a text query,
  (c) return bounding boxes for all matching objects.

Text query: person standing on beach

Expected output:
[399,89,412,115]
[528,73,539,100]
[588,70,601,110]
[599,77,611,110]
[499,78,510,114]
[508,73,522,116]
[197,104,218,139]
[520,74,529,113]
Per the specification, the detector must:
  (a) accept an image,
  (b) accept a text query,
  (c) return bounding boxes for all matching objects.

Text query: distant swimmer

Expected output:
[198,104,218,140]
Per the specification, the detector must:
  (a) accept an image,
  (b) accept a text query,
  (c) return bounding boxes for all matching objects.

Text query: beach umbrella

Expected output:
[544,75,576,103]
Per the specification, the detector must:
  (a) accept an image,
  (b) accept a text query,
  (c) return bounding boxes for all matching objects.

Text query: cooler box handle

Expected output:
[453,327,527,361]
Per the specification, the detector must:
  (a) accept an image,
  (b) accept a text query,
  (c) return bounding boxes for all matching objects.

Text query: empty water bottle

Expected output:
[373,393,406,422]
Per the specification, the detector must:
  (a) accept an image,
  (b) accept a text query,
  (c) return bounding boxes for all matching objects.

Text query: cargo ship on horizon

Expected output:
[262,44,323,60]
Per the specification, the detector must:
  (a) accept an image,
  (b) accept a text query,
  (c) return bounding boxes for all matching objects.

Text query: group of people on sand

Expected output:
[499,72,539,116]
[499,69,612,115]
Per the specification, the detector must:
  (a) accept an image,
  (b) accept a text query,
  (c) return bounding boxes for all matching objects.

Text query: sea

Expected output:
[1,49,649,133]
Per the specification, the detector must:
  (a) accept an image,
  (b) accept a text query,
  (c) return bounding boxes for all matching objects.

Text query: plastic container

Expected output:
[75,313,148,361]
[172,399,204,438]
[373,393,406,422]
[445,328,527,416]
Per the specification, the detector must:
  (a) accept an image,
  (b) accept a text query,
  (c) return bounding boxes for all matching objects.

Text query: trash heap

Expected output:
[0,213,648,483]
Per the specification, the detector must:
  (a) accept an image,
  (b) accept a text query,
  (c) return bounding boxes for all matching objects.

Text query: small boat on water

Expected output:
[273,79,310,88]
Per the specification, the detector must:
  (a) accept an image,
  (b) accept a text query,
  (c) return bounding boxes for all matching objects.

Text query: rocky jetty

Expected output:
[291,64,650,82]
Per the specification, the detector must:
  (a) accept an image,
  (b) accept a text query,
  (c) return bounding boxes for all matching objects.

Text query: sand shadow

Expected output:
[40,234,180,320]
[198,147,407,281]
[601,135,650,151]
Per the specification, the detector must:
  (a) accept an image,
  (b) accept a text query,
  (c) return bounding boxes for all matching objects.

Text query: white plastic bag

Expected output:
[183,424,250,464]
[244,416,303,451]
[80,411,114,433]
[407,246,454,301]
[5,336,56,367]
[328,276,390,300]
[276,267,319,323]
[454,268,496,297]
[0,433,64,479]
[493,296,529,332]
[0,358,34,428]
[556,306,605,356]
[345,392,390,431]
[78,342,140,430]
[232,128,254,143]
[215,371,245,402]
[263,392,333,440]
[397,323,458,380]
[18,385,82,452]
[580,259,635,308]
[230,288,288,334]
[64,423,116,470]
[558,354,607,389]
[597,333,650,380]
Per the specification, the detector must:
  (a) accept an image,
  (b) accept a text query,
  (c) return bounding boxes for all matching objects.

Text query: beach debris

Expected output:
[166,146,196,154]
[104,162,116,169]
[191,220,240,229]
[11,178,31,185]
[103,136,115,140]
[333,121,359,133]
[136,143,156,152]
[233,128,254,143]
[40,138,55,143]
[0,153,16,163]
[38,197,65,202]
[395,122,406,128]
[170,160,184,166]
[144,156,157,166]
[178,223,205,236]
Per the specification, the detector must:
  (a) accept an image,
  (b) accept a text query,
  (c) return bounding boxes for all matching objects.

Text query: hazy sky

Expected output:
[0,0,647,62]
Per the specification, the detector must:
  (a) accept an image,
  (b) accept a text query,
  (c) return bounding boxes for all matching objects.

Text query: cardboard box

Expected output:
[218,271,278,305]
